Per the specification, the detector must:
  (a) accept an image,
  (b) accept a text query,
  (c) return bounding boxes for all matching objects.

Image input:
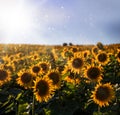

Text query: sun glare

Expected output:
[0,0,33,41]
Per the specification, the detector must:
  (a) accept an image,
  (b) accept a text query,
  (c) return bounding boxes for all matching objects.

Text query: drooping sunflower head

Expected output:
[96,51,110,65]
[33,77,55,102]
[84,65,103,82]
[91,83,115,107]
[17,69,35,89]
[68,53,84,74]
[0,67,11,86]
[47,70,61,89]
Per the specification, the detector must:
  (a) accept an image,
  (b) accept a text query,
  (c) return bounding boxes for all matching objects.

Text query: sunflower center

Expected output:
[98,53,107,62]
[72,58,83,69]
[10,56,14,61]
[21,73,32,84]
[34,55,38,59]
[48,72,60,85]
[0,70,8,81]
[40,63,48,71]
[84,52,88,58]
[96,86,110,101]
[36,80,49,96]
[87,67,100,80]
[32,66,40,73]
[93,47,98,54]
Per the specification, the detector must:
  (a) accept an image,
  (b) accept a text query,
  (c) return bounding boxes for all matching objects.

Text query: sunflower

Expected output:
[70,46,79,53]
[39,61,51,74]
[30,52,40,61]
[91,83,115,107]
[16,52,25,58]
[115,49,120,62]
[62,66,80,85]
[3,62,15,73]
[91,46,99,56]
[17,69,35,89]
[0,67,11,86]
[96,51,110,65]
[46,70,61,89]
[67,52,84,74]
[33,77,55,102]
[31,63,41,75]
[2,55,10,64]
[83,50,90,58]
[61,47,73,59]
[84,65,103,82]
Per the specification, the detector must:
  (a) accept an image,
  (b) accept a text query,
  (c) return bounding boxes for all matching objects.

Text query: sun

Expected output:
[0,0,33,40]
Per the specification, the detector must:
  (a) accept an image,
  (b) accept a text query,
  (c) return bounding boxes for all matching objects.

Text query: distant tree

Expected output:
[69,43,73,46]
[63,43,68,46]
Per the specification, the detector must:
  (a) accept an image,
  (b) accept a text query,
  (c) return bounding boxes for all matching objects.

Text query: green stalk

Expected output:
[15,100,19,115]
[98,106,100,113]
[32,94,35,115]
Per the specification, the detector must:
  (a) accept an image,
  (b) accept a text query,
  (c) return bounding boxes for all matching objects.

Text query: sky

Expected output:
[0,0,120,45]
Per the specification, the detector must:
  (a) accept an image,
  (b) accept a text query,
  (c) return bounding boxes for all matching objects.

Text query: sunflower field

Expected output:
[0,43,120,115]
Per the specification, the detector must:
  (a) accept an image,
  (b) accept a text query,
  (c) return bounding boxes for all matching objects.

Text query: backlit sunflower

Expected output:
[84,65,103,82]
[115,49,120,62]
[67,52,84,74]
[46,69,61,89]
[96,51,110,65]
[17,69,35,89]
[0,67,11,86]
[91,83,115,107]
[33,77,55,102]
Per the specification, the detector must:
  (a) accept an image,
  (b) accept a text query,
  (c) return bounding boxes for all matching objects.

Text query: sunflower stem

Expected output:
[15,100,19,115]
[98,106,100,113]
[32,94,35,115]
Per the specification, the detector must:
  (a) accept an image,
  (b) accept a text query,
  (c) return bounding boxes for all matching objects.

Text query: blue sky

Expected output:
[0,0,120,45]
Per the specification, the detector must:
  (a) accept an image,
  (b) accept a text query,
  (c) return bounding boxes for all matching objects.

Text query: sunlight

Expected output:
[0,0,33,41]
[1,9,31,32]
